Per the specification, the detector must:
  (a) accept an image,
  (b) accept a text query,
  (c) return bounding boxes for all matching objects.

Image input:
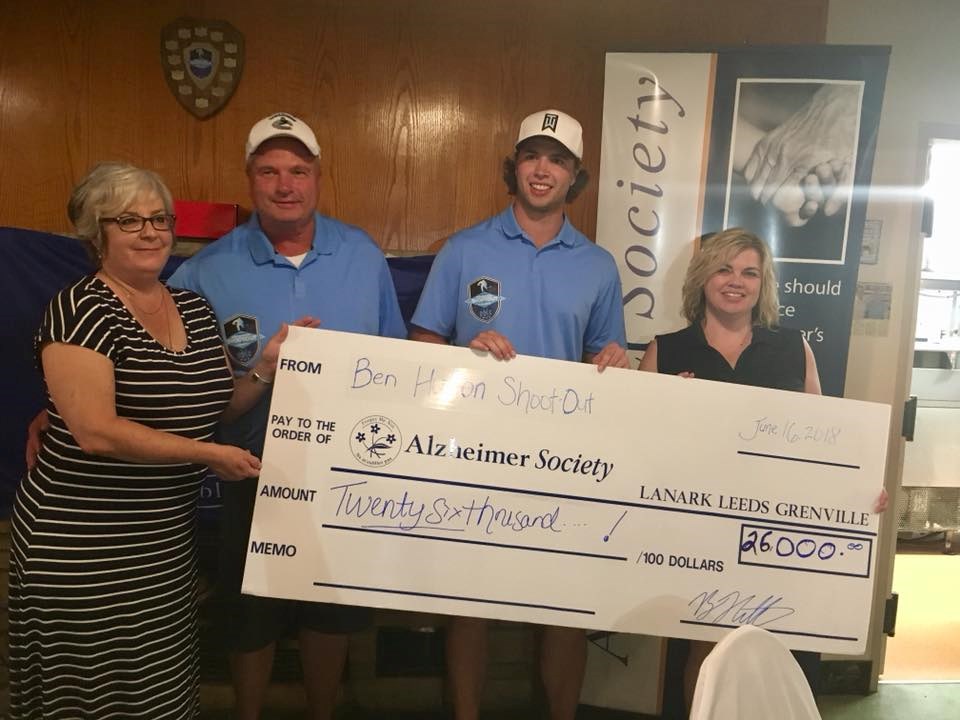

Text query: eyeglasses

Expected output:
[100,213,176,233]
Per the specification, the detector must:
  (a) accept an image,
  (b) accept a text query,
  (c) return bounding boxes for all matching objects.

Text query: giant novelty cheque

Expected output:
[242,328,890,654]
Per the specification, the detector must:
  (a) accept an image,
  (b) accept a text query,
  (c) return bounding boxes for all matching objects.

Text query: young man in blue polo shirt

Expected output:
[410,109,629,720]
[169,112,406,720]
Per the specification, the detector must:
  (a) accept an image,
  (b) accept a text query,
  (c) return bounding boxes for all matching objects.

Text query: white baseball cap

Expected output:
[245,112,321,161]
[516,109,583,160]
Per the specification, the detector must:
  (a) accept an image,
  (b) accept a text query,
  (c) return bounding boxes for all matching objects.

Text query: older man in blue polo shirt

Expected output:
[169,112,406,720]
[410,109,629,720]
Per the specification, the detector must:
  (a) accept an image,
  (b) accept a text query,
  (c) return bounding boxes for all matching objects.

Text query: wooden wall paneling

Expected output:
[0,0,828,252]
[346,1,422,249]
[0,1,95,232]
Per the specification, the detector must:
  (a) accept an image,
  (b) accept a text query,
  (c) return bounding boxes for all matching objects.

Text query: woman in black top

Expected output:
[639,227,820,393]
[639,227,885,712]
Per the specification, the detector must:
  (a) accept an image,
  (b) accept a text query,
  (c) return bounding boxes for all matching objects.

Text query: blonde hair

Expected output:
[680,227,780,327]
[67,162,174,264]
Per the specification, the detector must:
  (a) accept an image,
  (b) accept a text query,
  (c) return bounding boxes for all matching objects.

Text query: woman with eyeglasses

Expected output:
[8,162,305,718]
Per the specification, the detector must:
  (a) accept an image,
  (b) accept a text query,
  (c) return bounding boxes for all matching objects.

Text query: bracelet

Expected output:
[250,370,273,386]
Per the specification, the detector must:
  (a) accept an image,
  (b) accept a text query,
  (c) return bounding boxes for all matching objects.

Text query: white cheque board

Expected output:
[243,328,890,654]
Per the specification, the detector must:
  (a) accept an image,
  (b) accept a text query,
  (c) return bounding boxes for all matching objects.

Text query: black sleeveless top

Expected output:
[655,323,806,392]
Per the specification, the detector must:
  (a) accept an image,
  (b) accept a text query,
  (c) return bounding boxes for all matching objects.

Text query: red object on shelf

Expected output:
[173,200,246,240]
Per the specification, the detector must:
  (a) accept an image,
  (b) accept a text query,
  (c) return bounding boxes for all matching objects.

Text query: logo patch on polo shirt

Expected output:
[465,276,504,323]
[223,314,263,367]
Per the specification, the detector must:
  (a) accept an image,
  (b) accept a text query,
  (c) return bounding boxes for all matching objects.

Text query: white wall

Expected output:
[828,0,960,403]
[826,1,960,677]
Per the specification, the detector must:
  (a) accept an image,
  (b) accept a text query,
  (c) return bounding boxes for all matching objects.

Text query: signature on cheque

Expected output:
[688,588,796,627]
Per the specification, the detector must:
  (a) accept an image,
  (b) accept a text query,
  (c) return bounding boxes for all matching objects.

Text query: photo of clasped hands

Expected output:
[733,83,860,228]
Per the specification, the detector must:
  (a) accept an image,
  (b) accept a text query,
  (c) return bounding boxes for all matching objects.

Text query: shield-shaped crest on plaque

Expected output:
[161,18,244,119]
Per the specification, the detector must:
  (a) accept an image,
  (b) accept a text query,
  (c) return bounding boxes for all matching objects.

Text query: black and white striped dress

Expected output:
[9,275,234,719]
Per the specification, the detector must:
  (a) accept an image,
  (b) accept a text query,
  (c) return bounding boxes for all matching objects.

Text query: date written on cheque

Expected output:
[739,416,841,445]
